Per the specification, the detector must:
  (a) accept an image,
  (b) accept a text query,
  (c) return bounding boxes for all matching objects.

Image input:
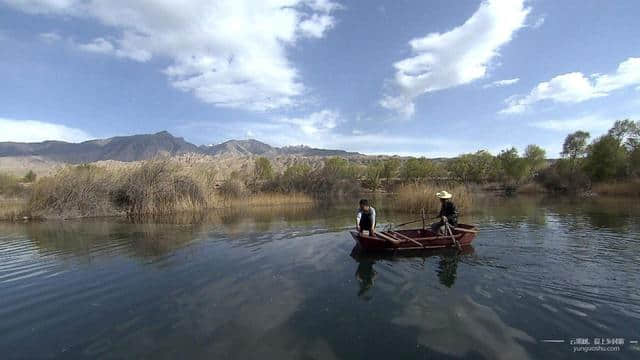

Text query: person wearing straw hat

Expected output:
[431,191,458,235]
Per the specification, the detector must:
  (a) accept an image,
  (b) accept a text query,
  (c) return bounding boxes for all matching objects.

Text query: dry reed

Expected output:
[23,160,314,219]
[392,183,473,214]
[0,197,28,221]
[516,182,546,194]
[592,180,640,196]
[228,192,314,207]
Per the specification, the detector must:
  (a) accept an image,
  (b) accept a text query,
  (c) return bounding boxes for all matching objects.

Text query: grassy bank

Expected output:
[392,183,473,214]
[22,160,314,219]
[0,198,28,221]
[591,180,640,196]
[226,193,313,207]
[6,151,639,222]
[0,173,32,220]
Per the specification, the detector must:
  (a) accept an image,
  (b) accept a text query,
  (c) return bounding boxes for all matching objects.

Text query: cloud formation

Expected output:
[178,109,456,155]
[4,0,340,111]
[279,109,340,135]
[0,118,92,143]
[77,37,115,55]
[483,78,520,88]
[380,0,529,117]
[502,57,640,114]
[529,115,614,132]
[530,16,545,29]
[38,31,62,43]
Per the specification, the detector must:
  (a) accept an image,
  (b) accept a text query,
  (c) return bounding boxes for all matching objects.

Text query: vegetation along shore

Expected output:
[0,119,638,221]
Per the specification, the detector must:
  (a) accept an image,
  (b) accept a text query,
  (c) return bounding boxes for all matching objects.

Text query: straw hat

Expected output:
[436,190,452,199]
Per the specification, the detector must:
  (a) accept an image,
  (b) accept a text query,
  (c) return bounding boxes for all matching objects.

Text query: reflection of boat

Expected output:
[350,224,478,252]
[350,246,475,293]
[350,244,475,260]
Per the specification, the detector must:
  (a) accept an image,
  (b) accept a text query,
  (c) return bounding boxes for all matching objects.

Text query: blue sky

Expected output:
[0,0,639,157]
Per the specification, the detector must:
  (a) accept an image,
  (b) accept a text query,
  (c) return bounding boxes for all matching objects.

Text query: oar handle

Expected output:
[445,222,462,250]
[395,219,422,228]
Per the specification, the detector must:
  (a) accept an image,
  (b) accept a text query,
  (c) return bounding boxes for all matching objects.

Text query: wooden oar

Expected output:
[394,219,422,228]
[376,232,402,245]
[453,227,477,234]
[444,222,462,250]
[387,231,424,248]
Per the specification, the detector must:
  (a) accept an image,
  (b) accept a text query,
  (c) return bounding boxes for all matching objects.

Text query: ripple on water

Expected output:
[0,200,639,359]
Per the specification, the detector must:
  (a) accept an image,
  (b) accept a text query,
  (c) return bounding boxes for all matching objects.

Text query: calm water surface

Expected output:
[1,196,639,359]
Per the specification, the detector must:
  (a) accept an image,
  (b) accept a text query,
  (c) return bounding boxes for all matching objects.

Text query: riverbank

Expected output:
[1,161,314,220]
[2,157,638,221]
[0,162,475,220]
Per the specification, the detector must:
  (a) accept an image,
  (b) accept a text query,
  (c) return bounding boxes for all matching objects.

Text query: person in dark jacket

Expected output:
[431,191,458,234]
[356,199,376,236]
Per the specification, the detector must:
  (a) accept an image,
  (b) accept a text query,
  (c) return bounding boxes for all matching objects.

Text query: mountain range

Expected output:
[0,131,361,163]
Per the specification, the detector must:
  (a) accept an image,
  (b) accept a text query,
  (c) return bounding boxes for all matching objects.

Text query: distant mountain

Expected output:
[201,139,278,156]
[200,140,361,157]
[0,131,362,163]
[278,145,361,157]
[0,131,200,163]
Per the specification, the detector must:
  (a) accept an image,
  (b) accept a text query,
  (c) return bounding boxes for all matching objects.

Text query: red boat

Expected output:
[350,224,478,252]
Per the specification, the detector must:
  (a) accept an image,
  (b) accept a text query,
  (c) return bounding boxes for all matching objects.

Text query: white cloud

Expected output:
[502,57,640,114]
[3,0,341,111]
[530,16,545,29]
[305,0,342,13]
[0,118,92,143]
[380,0,529,117]
[2,0,78,14]
[177,111,454,155]
[77,37,115,55]
[38,31,62,43]
[299,14,335,38]
[379,95,415,118]
[279,109,340,135]
[529,115,614,133]
[483,78,520,88]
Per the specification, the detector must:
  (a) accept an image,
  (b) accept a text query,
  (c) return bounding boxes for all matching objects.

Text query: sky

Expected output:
[0,0,639,157]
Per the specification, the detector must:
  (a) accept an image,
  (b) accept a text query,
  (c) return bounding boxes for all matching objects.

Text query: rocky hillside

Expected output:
[200,139,361,158]
[201,139,278,156]
[0,131,363,165]
[0,131,199,163]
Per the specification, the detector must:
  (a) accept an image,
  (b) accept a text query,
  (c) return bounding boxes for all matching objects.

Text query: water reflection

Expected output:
[0,204,357,261]
[350,246,475,298]
[470,195,640,232]
[1,196,639,359]
[20,221,201,259]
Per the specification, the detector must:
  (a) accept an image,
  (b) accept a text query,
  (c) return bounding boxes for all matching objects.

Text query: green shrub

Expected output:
[23,170,37,183]
[0,173,23,196]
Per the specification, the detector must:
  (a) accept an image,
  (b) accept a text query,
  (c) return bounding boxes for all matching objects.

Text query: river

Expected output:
[1,196,639,359]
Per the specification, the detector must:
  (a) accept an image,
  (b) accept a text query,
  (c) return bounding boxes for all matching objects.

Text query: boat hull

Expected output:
[350,224,477,252]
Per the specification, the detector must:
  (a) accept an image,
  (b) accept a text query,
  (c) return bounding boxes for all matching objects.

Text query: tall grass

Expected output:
[0,198,28,221]
[25,160,314,219]
[516,182,546,194]
[0,172,30,220]
[228,192,313,207]
[28,165,118,218]
[592,180,640,196]
[392,183,473,214]
[0,173,24,197]
[113,161,206,217]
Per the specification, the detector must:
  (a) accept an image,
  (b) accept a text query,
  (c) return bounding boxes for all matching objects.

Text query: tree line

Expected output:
[248,119,638,195]
[539,119,639,192]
